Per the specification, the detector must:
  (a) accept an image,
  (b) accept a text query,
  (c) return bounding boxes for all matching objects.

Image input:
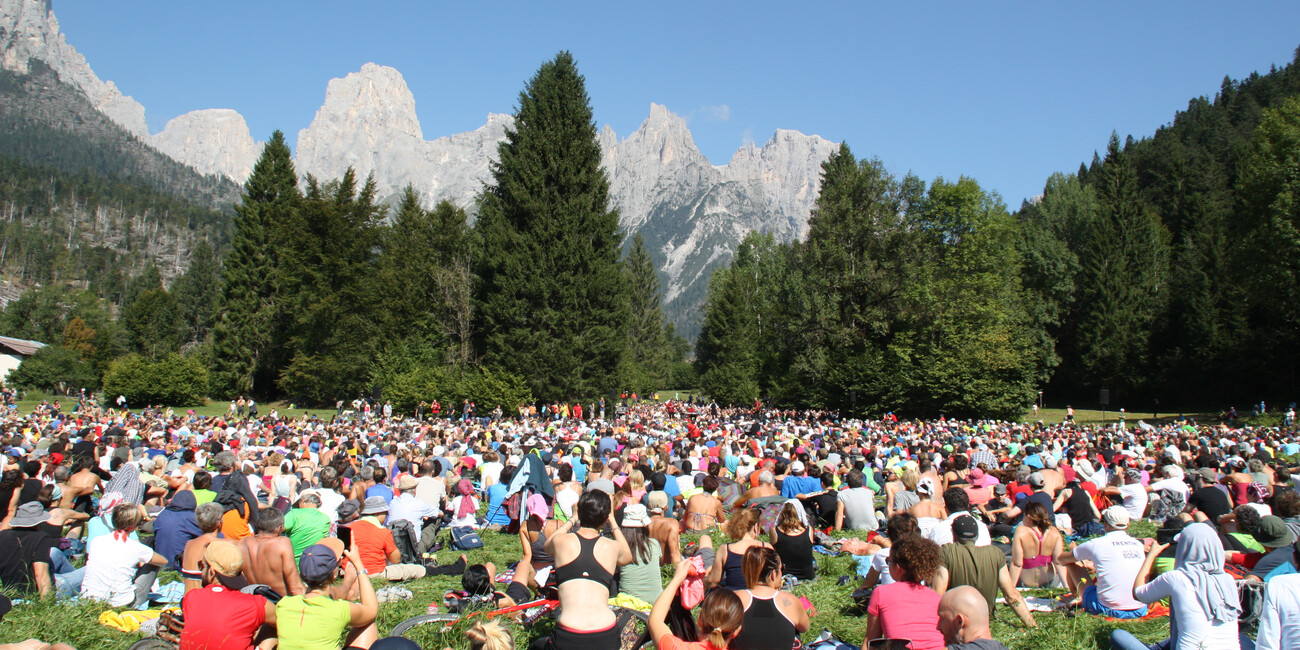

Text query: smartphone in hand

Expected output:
[337,525,352,551]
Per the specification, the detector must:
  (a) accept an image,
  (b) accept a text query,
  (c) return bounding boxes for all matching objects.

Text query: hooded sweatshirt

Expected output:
[153,490,201,570]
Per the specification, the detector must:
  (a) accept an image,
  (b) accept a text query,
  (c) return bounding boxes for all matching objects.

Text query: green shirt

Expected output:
[275,594,351,650]
[193,489,216,505]
[283,507,332,560]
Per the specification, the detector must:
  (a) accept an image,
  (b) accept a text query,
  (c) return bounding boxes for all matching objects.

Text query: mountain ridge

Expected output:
[0,0,839,337]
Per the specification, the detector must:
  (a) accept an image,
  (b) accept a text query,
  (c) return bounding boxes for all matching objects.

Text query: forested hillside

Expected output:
[695,46,1300,416]
[1025,46,1300,407]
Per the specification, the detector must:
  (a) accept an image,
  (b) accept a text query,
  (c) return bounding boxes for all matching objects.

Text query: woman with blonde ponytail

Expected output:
[649,560,745,649]
[451,619,514,650]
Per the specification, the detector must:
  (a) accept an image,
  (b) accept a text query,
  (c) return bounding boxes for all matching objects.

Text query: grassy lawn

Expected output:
[0,520,1176,650]
[1020,407,1218,426]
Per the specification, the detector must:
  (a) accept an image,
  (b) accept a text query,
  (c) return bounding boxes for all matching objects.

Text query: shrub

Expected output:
[102,353,207,406]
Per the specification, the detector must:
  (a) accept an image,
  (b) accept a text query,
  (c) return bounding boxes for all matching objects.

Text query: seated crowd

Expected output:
[0,397,1297,650]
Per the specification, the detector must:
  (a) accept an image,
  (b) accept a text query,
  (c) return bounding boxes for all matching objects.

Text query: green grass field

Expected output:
[0,520,1175,650]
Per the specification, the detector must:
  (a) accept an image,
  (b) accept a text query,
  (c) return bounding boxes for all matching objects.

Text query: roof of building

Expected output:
[0,336,45,357]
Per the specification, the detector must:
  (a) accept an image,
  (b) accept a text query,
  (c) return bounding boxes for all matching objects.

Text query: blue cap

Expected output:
[299,543,340,583]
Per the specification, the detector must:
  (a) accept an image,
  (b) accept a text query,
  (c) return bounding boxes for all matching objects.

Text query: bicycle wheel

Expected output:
[390,613,462,637]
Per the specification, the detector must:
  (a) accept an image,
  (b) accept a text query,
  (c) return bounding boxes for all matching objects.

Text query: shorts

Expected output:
[1082,585,1147,619]
[544,622,619,650]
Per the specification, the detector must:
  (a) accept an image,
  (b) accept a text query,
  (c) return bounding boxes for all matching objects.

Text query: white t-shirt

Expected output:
[480,462,504,488]
[870,548,895,586]
[414,476,446,512]
[315,488,346,522]
[556,486,580,520]
[676,474,695,495]
[1149,477,1189,498]
[927,511,992,547]
[82,535,155,607]
[1117,483,1150,520]
[1258,573,1300,650]
[1134,569,1240,650]
[1072,530,1146,611]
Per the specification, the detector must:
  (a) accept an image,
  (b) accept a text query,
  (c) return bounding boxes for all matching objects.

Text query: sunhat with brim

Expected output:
[9,503,49,528]
[1252,515,1297,548]
[360,496,389,515]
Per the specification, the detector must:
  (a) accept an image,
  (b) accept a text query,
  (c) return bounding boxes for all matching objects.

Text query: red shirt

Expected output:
[180,585,268,650]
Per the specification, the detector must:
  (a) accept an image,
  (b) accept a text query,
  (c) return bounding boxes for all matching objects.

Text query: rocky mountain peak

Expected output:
[0,0,149,137]
[151,109,261,183]
[295,63,425,186]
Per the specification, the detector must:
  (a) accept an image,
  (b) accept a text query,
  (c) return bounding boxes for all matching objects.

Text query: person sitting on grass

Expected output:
[461,528,531,610]
[768,501,815,583]
[864,535,946,650]
[933,515,1038,629]
[181,502,224,593]
[239,506,303,597]
[180,539,276,650]
[276,541,378,650]
[541,489,633,649]
[1110,522,1245,650]
[1057,506,1149,618]
[1255,535,1300,650]
[937,587,1010,650]
[859,512,921,594]
[649,560,745,650]
[707,507,771,590]
[729,546,808,650]
[80,502,166,609]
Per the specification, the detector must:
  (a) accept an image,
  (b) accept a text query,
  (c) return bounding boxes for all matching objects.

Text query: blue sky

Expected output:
[57,1,1300,206]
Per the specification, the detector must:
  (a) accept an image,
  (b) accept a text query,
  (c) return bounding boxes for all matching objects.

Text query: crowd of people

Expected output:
[0,396,1296,650]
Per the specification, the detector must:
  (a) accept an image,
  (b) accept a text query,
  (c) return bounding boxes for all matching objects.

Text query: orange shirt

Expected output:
[349,518,396,575]
[221,508,251,541]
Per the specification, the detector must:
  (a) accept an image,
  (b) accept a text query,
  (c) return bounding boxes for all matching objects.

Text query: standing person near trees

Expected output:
[540,490,634,649]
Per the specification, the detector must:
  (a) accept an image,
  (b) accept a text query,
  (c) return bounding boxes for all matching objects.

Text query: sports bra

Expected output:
[554,532,616,596]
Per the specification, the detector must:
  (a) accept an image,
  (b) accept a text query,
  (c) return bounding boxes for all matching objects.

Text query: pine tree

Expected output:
[1076,134,1170,399]
[171,240,222,345]
[277,170,385,403]
[622,233,670,393]
[380,187,476,366]
[210,131,300,397]
[474,52,628,401]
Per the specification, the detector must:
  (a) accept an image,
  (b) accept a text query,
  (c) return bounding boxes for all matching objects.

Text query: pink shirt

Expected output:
[866,581,944,650]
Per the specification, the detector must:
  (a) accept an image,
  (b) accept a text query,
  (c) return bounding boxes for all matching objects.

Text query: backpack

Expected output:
[442,589,495,614]
[1237,578,1266,629]
[716,477,744,511]
[451,526,484,550]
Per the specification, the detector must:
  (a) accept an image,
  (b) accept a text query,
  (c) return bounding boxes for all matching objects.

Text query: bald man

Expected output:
[937,586,1010,650]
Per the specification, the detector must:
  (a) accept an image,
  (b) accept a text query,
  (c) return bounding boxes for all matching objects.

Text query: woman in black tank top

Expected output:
[732,545,809,650]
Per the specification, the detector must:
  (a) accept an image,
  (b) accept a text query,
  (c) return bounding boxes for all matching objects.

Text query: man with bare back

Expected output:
[647,492,682,565]
[238,507,303,597]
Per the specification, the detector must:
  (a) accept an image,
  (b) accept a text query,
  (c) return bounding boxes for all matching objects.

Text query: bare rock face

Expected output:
[151,109,260,183]
[2,0,841,336]
[296,63,427,191]
[0,0,149,137]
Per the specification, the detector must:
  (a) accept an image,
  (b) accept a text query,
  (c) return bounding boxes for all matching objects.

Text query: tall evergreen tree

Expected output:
[474,52,628,400]
[1076,134,1170,399]
[622,233,670,393]
[171,240,222,345]
[277,170,385,404]
[380,187,476,367]
[799,144,913,413]
[210,131,300,397]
